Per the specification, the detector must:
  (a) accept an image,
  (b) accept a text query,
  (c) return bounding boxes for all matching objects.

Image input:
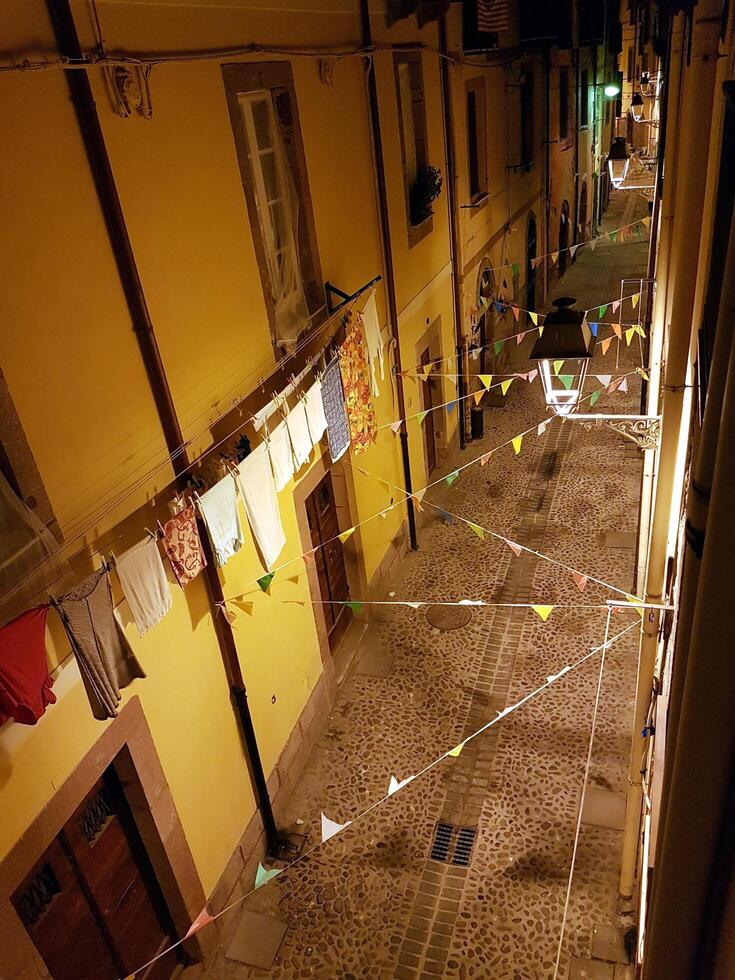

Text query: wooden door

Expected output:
[420,348,437,475]
[306,472,351,650]
[12,771,178,980]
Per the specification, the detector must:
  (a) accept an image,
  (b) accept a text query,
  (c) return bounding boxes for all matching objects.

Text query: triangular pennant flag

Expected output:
[511,304,520,321]
[474,389,484,406]
[338,527,356,544]
[590,389,601,407]
[637,367,650,381]
[478,374,493,390]
[531,605,554,622]
[553,360,564,376]
[527,369,538,383]
[344,600,363,613]
[257,573,275,594]
[612,323,623,340]
[479,295,489,309]
[537,419,549,436]
[635,324,646,338]
[625,327,635,346]
[511,434,523,456]
[421,363,433,380]
[479,451,492,466]
[321,813,351,842]
[389,420,402,434]
[500,378,514,396]
[446,742,465,758]
[642,216,652,228]
[512,262,520,277]
[619,376,628,393]
[551,251,559,265]
[559,374,574,390]
[529,311,539,326]
[184,907,216,939]
[494,340,503,356]
[468,522,485,540]
[388,774,414,796]
[597,374,612,386]
[232,598,254,616]
[445,470,460,487]
[590,237,597,251]
[624,594,645,619]
[569,244,578,259]
[458,599,484,606]
[505,539,523,557]
[612,300,621,313]
[416,410,429,425]
[217,603,237,625]
[411,493,424,513]
[609,231,617,243]
[494,301,505,315]
[547,666,571,684]
[403,601,424,610]
[414,488,426,506]
[255,862,281,889]
[446,401,457,414]
[572,572,588,592]
[601,337,613,355]
[447,373,458,386]
[589,321,598,337]
[516,330,526,346]
[531,256,542,270]
[598,305,608,318]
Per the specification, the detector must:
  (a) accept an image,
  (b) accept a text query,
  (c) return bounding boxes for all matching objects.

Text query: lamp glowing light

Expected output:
[529,298,596,416]
[631,91,645,122]
[606,137,630,188]
[604,83,621,98]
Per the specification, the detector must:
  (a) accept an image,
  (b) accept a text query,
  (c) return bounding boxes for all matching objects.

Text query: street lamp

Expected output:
[631,92,645,122]
[604,82,621,98]
[529,297,595,416]
[606,137,630,189]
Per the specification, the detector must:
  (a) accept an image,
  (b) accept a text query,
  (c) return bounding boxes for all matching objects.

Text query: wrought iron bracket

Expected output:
[324,275,382,315]
[566,414,661,450]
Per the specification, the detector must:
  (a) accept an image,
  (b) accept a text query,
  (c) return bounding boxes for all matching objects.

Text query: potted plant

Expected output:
[409,165,443,225]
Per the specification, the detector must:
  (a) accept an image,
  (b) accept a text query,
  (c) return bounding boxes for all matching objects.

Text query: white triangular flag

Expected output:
[596,374,612,387]
[619,377,629,393]
[388,774,414,796]
[321,813,350,842]
[458,599,484,606]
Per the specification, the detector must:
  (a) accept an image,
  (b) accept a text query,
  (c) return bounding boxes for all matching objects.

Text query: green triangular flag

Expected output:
[553,360,564,376]
[255,862,280,889]
[344,601,363,613]
[494,340,502,356]
[468,522,485,540]
[416,410,429,425]
[512,262,520,276]
[445,470,460,487]
[590,389,601,407]
[257,572,275,593]
[598,305,608,318]
[609,231,617,243]
[559,374,574,390]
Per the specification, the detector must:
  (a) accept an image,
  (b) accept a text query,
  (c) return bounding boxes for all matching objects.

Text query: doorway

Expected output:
[579,181,589,241]
[559,200,570,276]
[419,347,438,474]
[11,768,178,980]
[305,471,352,651]
[526,213,538,321]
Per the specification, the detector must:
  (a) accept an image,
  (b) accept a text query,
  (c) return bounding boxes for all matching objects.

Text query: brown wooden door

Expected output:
[420,348,437,474]
[306,472,351,650]
[12,771,178,980]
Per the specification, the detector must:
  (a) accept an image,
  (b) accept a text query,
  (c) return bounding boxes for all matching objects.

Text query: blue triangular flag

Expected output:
[439,510,454,525]
[589,322,598,337]
[494,301,504,314]
[447,401,457,414]
[255,862,280,889]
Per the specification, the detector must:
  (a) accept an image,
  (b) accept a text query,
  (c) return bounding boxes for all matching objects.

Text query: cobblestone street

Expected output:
[190,191,650,980]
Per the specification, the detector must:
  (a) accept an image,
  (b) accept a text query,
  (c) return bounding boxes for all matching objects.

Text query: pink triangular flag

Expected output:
[526,369,538,384]
[184,907,215,939]
[389,420,402,434]
[479,451,492,466]
[619,376,629,393]
[572,572,588,592]
[506,539,523,558]
[516,331,526,346]
[612,300,621,313]
[511,305,520,321]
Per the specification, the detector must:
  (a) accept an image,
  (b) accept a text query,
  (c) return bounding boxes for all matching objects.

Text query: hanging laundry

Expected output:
[163,505,206,589]
[0,606,55,726]
[115,536,172,636]
[361,292,385,397]
[267,419,295,492]
[198,476,244,567]
[56,569,145,720]
[321,356,351,462]
[303,381,328,444]
[339,321,377,454]
[286,400,314,469]
[236,443,286,571]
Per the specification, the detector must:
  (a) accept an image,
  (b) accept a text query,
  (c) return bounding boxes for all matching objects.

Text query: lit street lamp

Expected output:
[607,137,630,189]
[529,298,595,416]
[631,91,645,122]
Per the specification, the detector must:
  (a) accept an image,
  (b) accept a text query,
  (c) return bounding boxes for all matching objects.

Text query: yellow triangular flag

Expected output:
[531,605,554,622]
[553,360,564,376]
[511,434,523,456]
[538,324,544,337]
[529,312,539,326]
[478,374,493,390]
[446,742,465,758]
[551,251,559,264]
[642,216,652,228]
[422,362,433,380]
[625,594,645,618]
[632,293,640,308]
[501,378,514,396]
[338,527,356,544]
[635,324,646,338]
[468,522,485,540]
[474,389,484,406]
[625,327,635,346]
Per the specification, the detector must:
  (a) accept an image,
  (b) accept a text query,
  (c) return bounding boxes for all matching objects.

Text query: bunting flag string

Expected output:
[123,620,642,979]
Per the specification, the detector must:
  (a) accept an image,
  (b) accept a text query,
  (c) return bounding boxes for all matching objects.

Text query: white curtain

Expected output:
[0,471,59,599]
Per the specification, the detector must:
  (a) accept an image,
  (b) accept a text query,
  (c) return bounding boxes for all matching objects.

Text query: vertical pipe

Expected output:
[359,0,418,549]
[618,0,723,900]
[439,15,467,450]
[45,0,281,856]
[543,46,551,303]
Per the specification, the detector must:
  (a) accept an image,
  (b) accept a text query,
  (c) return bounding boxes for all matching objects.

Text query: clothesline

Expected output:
[122,618,641,979]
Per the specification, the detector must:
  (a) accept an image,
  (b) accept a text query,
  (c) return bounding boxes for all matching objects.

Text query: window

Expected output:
[520,67,535,167]
[222,62,324,352]
[559,67,569,141]
[466,79,488,202]
[394,52,432,244]
[580,69,590,127]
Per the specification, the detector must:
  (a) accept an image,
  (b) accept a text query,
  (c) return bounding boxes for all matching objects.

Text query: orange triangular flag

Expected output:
[551,251,559,265]
[572,572,588,592]
[601,337,613,355]
[511,305,520,321]
[531,605,554,622]
[479,451,492,466]
[474,389,484,406]
[506,539,523,557]
[612,323,623,340]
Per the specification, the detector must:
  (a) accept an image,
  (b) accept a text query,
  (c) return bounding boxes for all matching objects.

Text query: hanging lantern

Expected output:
[606,137,630,189]
[529,298,596,416]
[631,91,645,122]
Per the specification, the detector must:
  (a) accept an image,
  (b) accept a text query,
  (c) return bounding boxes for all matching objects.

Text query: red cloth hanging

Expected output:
[0,605,55,725]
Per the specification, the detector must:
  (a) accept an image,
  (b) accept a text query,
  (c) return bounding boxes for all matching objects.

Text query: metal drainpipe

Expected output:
[573,46,580,247]
[359,0,418,549]
[543,46,551,304]
[618,0,723,900]
[438,15,468,450]
[45,0,282,856]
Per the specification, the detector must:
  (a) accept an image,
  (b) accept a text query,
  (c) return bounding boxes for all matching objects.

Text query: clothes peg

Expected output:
[156,520,166,537]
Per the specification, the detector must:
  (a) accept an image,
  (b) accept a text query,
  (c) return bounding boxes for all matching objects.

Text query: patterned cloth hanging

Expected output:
[163,505,207,589]
[321,356,351,462]
[339,321,377,455]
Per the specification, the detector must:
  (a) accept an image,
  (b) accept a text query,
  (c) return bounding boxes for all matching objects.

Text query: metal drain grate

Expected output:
[429,822,477,866]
